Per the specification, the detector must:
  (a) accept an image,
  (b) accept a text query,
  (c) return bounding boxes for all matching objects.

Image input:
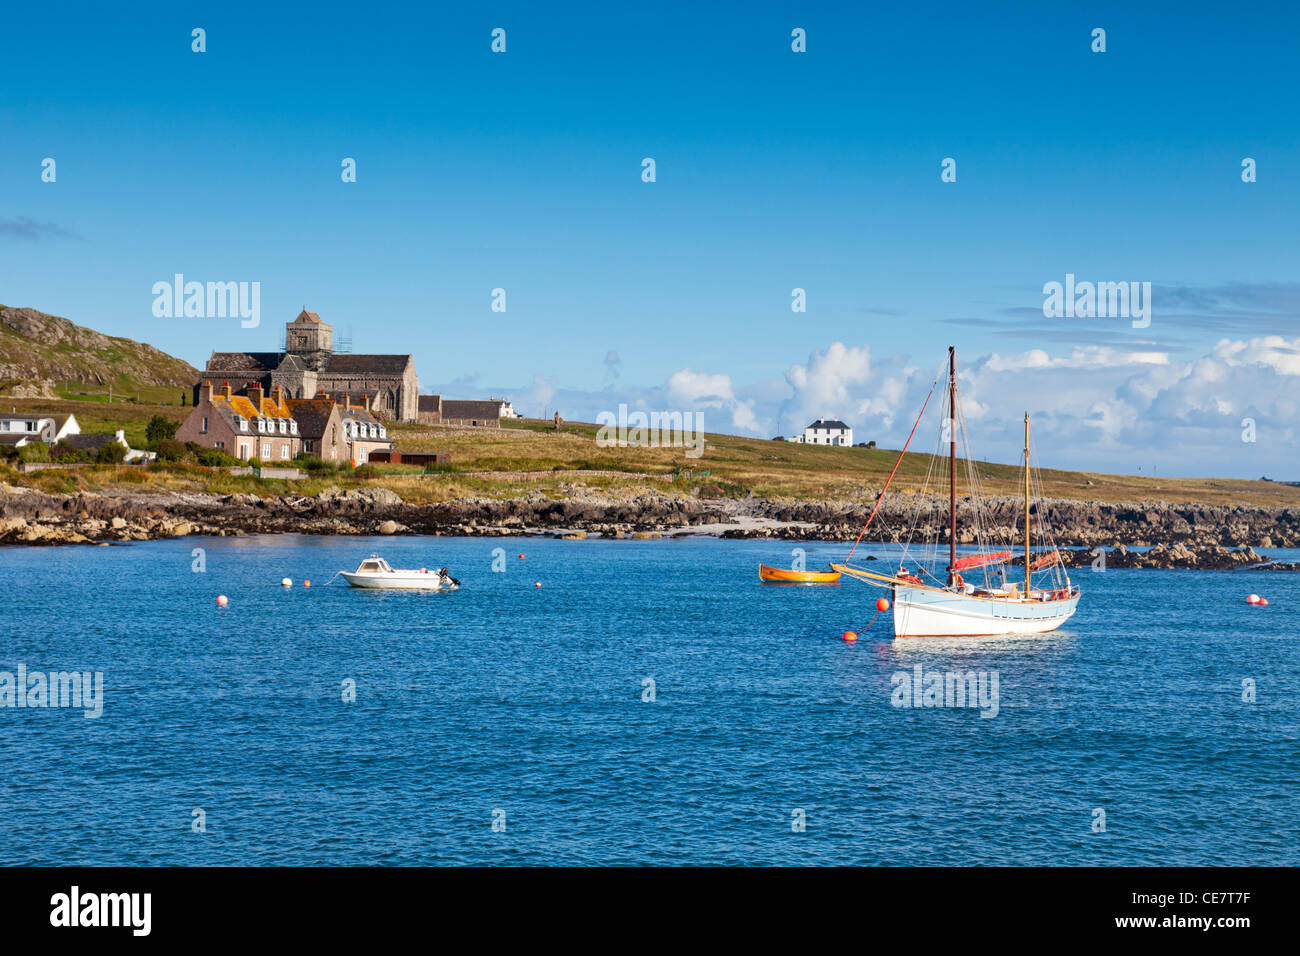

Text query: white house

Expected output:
[0,413,79,448]
[490,397,519,419]
[790,418,853,447]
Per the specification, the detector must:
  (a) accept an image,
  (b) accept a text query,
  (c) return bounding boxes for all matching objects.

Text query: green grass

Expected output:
[6,405,1300,509]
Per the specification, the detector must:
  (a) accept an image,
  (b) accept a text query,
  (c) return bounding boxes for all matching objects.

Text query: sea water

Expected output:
[1,535,1296,865]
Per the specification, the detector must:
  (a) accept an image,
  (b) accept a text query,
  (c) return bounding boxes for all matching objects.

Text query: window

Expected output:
[281,444,289,459]
[239,442,250,459]
[201,416,208,433]
[216,441,225,449]
[261,442,270,458]
[378,427,386,438]
[279,420,286,434]
[239,418,248,432]
[290,421,297,434]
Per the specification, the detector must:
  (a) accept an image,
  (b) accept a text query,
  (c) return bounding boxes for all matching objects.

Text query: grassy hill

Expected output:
[388,418,1300,508]
[0,305,198,401]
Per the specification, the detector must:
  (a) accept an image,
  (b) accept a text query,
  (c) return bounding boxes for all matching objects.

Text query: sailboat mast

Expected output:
[948,346,957,575]
[1024,412,1031,593]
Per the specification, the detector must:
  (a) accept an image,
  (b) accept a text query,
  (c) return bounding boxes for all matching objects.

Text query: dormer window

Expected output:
[238,417,248,432]
[290,421,297,434]
[279,420,286,434]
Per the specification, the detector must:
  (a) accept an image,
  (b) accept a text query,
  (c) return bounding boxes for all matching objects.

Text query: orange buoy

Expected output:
[842,630,858,643]
[216,595,228,607]
[876,597,890,612]
[534,582,542,588]
[518,554,525,559]
[304,580,311,588]
[1259,597,1269,606]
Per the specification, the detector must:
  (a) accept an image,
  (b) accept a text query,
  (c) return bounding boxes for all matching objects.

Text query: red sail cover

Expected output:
[1029,550,1060,571]
[952,551,1012,571]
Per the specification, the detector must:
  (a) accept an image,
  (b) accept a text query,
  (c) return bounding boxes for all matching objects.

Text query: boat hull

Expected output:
[892,583,1077,637]
[758,564,841,584]
[340,572,455,591]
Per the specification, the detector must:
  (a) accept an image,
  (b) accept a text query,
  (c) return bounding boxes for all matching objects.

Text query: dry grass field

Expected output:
[5,397,1298,508]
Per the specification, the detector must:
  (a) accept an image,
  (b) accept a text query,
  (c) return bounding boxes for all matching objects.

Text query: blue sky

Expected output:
[2,1,1297,475]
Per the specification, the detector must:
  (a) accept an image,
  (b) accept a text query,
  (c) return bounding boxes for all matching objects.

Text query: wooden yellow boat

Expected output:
[758,564,842,585]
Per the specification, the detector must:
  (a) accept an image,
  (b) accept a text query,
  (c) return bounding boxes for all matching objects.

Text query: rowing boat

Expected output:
[758,564,841,584]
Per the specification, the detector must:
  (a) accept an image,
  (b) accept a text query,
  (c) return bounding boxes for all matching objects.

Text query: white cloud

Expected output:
[428,335,1300,476]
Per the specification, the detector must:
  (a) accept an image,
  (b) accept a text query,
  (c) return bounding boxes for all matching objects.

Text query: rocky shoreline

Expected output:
[2,484,1298,569]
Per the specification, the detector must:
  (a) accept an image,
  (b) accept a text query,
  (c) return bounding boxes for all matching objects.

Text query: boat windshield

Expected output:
[358,560,384,572]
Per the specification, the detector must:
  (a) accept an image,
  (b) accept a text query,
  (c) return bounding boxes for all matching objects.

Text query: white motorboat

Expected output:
[339,554,460,590]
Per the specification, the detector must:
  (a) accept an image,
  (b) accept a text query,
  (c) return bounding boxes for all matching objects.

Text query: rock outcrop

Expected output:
[0,482,1297,570]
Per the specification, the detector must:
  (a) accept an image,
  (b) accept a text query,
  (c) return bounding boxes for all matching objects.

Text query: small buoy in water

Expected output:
[1247,594,1261,604]
[303,580,311,588]
[216,595,228,607]
[518,553,525,559]
[842,630,858,643]
[534,581,542,588]
[1259,597,1269,606]
[281,577,292,587]
[876,597,890,612]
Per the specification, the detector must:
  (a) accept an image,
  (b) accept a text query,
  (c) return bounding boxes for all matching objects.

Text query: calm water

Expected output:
[1,535,1296,866]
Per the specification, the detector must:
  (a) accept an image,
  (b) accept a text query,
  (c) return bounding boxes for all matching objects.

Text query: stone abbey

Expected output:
[196,310,419,421]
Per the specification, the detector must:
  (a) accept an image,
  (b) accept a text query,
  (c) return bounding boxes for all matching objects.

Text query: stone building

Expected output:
[285,398,346,462]
[197,310,419,421]
[416,395,506,427]
[176,382,301,462]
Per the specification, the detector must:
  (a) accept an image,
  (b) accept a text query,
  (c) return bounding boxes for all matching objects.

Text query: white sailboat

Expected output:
[834,347,1080,637]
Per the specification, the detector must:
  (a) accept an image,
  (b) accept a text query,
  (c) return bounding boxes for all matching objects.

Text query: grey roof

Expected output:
[0,433,30,445]
[205,351,282,373]
[442,400,502,421]
[338,404,382,426]
[418,394,442,412]
[323,354,413,375]
[274,353,308,372]
[63,433,119,452]
[808,419,850,430]
[286,398,339,439]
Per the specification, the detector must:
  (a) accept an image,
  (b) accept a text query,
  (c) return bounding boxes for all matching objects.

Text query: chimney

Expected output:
[270,384,283,406]
[201,381,214,403]
[363,393,371,413]
[221,381,232,400]
[247,383,264,408]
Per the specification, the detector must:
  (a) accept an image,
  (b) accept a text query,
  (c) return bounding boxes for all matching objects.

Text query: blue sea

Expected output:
[1,535,1296,866]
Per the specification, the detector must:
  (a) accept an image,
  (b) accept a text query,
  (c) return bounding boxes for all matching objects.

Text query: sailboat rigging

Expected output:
[833,346,1080,637]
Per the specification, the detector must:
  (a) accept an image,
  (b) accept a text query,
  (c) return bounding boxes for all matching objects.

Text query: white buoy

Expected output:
[281,577,293,588]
